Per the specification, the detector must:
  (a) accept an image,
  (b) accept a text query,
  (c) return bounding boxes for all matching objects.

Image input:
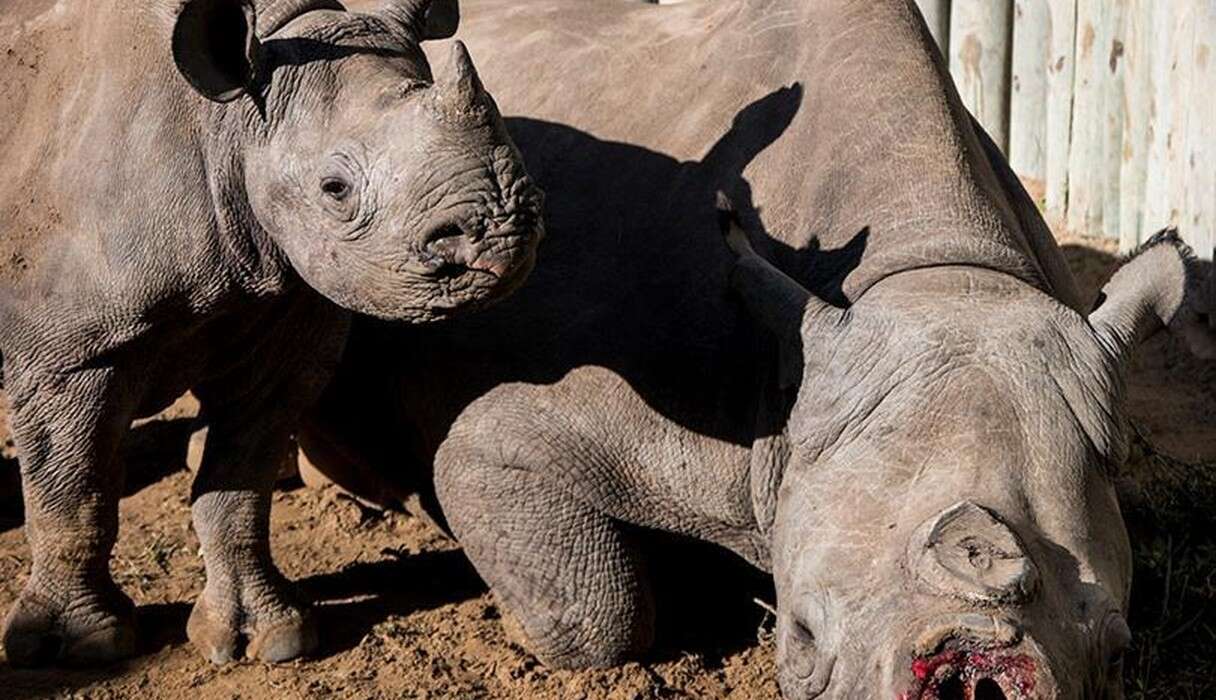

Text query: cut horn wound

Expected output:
[908,502,1039,605]
[429,41,491,127]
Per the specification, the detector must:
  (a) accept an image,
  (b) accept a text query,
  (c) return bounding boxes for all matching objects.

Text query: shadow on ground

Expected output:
[0,548,489,699]
[644,533,776,664]
[302,529,775,665]
[304,548,487,658]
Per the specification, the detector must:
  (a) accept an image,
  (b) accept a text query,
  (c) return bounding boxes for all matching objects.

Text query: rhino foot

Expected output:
[2,584,136,666]
[186,590,317,664]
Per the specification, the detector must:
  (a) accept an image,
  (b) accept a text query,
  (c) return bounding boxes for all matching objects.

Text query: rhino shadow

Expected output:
[639,530,777,663]
[301,548,486,657]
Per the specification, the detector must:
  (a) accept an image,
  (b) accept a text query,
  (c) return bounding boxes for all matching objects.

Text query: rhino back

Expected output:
[450,0,1081,308]
[0,0,219,296]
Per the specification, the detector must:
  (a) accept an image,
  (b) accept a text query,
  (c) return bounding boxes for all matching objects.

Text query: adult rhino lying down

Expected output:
[0,0,542,666]
[303,0,1215,697]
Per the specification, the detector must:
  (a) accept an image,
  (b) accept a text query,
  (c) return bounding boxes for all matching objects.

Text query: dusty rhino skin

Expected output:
[304,0,1215,697]
[0,0,543,667]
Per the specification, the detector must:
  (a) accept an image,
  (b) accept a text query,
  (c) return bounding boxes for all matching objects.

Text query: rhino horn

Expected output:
[429,41,492,126]
[907,501,1040,605]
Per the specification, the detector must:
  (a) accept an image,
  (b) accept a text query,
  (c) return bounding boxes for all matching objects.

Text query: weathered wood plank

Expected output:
[1044,0,1076,221]
[1009,0,1050,182]
[1065,0,1108,234]
[1119,0,1153,249]
[949,0,1013,153]
[1100,0,1127,241]
[1182,1,1216,259]
[913,0,952,58]
[1142,2,1193,237]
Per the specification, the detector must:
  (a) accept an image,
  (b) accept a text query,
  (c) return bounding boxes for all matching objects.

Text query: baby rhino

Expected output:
[0,0,542,666]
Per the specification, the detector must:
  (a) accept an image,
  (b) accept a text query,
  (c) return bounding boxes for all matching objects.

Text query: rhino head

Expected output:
[171,0,543,321]
[724,207,1214,698]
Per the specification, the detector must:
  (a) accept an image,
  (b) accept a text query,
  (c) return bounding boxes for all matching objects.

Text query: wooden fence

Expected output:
[914,0,1216,258]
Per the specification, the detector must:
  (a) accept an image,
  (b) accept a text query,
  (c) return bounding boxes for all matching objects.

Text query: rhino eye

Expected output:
[320,176,352,201]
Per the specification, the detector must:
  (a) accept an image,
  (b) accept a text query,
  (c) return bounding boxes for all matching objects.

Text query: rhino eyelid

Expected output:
[321,153,367,195]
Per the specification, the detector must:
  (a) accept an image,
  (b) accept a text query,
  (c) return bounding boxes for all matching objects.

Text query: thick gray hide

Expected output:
[304,0,1214,698]
[0,0,542,667]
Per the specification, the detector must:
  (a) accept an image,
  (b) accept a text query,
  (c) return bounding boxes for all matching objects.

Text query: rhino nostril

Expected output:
[927,675,1006,700]
[974,678,1007,700]
[937,674,966,700]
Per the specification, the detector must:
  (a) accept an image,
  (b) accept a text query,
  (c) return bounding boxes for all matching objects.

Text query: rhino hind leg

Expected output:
[2,365,137,666]
[435,436,656,669]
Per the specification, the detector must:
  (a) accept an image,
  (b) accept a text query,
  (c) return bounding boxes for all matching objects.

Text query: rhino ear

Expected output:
[381,0,460,41]
[172,0,261,103]
[1089,230,1216,367]
[717,193,843,390]
[420,0,460,40]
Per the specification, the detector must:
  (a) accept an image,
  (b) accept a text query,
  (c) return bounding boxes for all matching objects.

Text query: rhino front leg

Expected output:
[2,365,137,666]
[186,297,348,664]
[187,423,314,663]
[435,433,656,669]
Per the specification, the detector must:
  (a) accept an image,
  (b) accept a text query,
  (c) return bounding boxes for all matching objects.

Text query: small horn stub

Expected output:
[908,502,1040,605]
[428,41,493,127]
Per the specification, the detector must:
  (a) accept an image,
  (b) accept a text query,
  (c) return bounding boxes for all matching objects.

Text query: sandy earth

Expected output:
[0,244,1213,699]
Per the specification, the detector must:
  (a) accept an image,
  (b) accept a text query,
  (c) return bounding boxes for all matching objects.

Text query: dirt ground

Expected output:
[0,235,1213,700]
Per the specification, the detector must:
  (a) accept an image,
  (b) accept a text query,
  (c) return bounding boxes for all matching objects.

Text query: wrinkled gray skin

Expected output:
[0,0,542,667]
[303,0,1216,697]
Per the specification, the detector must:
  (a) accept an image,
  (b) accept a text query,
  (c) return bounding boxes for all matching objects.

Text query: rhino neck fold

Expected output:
[839,234,1048,302]
[200,105,295,298]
